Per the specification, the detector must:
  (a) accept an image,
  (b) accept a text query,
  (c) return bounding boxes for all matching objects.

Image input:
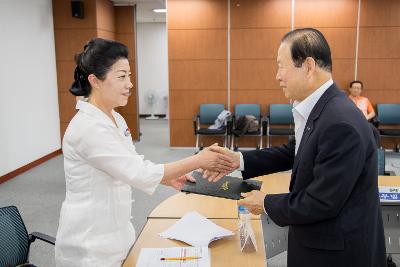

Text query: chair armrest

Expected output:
[193,114,200,134]
[385,170,396,176]
[369,117,380,128]
[29,232,56,245]
[262,116,270,128]
[259,115,264,134]
[230,115,237,130]
[226,115,233,134]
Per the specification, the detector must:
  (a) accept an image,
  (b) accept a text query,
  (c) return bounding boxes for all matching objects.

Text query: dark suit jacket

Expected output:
[242,84,386,267]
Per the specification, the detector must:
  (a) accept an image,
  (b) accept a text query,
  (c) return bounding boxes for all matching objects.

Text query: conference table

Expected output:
[122,172,399,267]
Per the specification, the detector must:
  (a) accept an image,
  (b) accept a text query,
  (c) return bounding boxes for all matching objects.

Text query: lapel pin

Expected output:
[124,128,131,137]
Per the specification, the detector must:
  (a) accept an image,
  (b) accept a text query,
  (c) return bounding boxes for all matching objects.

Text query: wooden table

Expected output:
[122,218,266,267]
[378,175,400,187]
[149,173,399,219]
[124,172,400,267]
[149,172,292,219]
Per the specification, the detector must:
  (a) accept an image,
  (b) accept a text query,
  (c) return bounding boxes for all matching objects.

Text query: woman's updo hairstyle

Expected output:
[70,38,129,97]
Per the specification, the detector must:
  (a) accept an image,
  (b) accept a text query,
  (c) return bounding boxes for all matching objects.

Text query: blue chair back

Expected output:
[377,104,400,125]
[269,104,294,124]
[377,148,385,176]
[199,104,225,124]
[234,104,261,119]
[0,206,30,266]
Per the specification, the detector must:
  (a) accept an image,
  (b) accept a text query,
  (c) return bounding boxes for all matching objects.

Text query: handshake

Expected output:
[193,144,267,215]
[195,144,241,182]
[194,145,266,215]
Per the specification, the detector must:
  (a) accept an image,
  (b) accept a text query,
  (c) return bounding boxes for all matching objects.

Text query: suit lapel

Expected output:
[289,84,342,191]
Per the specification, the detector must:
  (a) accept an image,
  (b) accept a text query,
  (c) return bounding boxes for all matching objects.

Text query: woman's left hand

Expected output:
[169,174,196,190]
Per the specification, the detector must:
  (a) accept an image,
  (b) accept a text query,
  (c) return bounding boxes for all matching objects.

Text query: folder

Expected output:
[181,171,262,200]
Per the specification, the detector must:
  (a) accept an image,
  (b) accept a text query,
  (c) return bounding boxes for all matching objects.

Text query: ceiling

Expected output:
[110,0,166,23]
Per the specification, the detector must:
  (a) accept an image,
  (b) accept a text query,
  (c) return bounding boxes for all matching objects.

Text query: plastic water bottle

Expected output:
[238,205,250,225]
[238,205,251,251]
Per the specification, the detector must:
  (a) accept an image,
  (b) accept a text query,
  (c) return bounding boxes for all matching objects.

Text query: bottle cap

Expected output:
[238,205,247,212]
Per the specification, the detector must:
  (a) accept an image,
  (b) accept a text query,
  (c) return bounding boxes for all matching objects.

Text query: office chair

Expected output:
[265,104,295,148]
[0,205,55,267]
[231,104,263,150]
[193,104,230,151]
[377,104,400,151]
[377,148,396,176]
[373,122,394,176]
[378,148,386,176]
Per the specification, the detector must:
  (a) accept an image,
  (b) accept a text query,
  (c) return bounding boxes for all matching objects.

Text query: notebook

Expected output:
[181,171,262,200]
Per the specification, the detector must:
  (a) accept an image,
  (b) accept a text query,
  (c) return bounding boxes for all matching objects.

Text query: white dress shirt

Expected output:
[292,79,333,154]
[55,100,164,267]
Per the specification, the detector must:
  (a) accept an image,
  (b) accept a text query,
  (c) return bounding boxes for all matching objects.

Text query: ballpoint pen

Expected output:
[160,256,202,261]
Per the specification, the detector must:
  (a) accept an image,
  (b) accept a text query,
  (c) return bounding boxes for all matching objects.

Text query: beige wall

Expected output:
[115,6,140,140]
[358,0,400,148]
[168,0,228,147]
[168,0,400,148]
[53,0,139,140]
[230,0,292,147]
[53,0,98,137]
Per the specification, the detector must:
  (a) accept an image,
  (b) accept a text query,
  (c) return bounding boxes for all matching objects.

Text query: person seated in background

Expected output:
[348,80,376,121]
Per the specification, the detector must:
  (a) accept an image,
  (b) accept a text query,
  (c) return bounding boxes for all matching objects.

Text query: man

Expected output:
[348,80,376,121]
[208,28,386,266]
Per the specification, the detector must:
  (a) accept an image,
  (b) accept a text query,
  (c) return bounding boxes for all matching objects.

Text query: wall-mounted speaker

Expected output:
[71,1,84,19]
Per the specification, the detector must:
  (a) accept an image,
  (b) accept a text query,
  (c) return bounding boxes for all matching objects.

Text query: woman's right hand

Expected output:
[196,144,239,173]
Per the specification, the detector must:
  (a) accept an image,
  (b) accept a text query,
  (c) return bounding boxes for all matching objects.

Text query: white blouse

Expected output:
[55,100,164,267]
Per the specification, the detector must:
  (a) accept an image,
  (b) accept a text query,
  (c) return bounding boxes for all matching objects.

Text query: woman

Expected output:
[55,38,233,267]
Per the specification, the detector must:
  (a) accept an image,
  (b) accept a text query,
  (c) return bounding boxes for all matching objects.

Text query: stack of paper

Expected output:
[159,211,234,246]
[136,246,210,267]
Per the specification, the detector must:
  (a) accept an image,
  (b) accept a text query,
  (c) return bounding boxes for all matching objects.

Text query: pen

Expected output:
[160,256,201,261]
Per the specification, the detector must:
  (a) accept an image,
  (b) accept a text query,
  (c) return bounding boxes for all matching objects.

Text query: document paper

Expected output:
[136,246,210,267]
[159,211,234,246]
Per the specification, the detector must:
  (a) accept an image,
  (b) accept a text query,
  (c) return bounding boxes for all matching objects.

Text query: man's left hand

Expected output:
[238,190,267,215]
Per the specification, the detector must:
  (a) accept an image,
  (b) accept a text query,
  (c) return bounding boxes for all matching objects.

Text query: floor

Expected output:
[0,119,399,266]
